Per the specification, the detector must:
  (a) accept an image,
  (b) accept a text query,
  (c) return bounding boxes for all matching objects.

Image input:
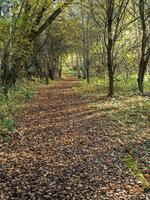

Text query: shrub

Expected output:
[0,79,41,141]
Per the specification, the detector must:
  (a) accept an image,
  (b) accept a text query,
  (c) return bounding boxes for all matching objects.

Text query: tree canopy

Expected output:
[0,0,150,96]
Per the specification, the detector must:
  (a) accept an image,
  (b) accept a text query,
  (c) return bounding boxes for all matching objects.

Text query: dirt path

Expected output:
[0,79,149,199]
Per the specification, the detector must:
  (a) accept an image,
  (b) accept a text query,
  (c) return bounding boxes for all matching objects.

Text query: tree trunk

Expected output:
[137,0,150,93]
[138,0,146,93]
[86,67,90,84]
[107,0,114,97]
[108,63,114,97]
[48,68,54,80]
[1,52,18,95]
[138,60,146,93]
[58,56,63,79]
[2,67,18,95]
[45,76,49,85]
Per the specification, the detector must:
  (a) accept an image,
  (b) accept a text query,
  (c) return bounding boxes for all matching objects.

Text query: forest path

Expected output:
[0,79,148,200]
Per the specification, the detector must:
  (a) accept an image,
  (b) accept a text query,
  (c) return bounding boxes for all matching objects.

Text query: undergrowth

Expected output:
[0,79,41,142]
[77,75,150,96]
[77,74,150,188]
[124,154,149,189]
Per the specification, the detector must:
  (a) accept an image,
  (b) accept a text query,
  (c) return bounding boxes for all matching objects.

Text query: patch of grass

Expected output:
[77,74,150,187]
[124,154,149,189]
[126,140,150,174]
[0,79,41,141]
[78,75,150,140]
[62,66,76,78]
[89,95,150,140]
[77,74,150,96]
[76,77,108,96]
[88,84,150,187]
[0,118,15,132]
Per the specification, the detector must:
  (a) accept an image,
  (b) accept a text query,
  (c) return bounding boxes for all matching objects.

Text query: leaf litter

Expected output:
[0,79,149,199]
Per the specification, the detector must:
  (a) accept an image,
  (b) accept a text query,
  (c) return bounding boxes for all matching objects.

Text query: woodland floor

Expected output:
[0,78,150,200]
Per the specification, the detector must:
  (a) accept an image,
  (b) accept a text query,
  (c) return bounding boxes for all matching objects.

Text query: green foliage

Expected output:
[76,77,108,95]
[124,154,149,189]
[0,118,15,132]
[0,118,15,142]
[77,75,150,183]
[0,79,41,140]
[77,75,150,96]
[83,76,150,139]
[62,66,77,78]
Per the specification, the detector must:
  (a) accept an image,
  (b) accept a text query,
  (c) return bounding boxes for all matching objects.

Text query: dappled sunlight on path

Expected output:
[0,80,149,199]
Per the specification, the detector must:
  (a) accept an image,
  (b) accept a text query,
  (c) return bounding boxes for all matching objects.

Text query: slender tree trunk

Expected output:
[76,51,81,78]
[1,53,18,95]
[82,69,86,79]
[58,65,63,79]
[48,68,54,80]
[83,50,90,84]
[45,66,49,84]
[138,0,150,93]
[138,60,146,93]
[107,0,114,97]
[58,56,63,79]
[86,67,90,84]
[108,63,114,96]
[3,68,18,95]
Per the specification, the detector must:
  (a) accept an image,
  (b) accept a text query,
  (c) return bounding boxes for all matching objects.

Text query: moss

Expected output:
[124,153,149,189]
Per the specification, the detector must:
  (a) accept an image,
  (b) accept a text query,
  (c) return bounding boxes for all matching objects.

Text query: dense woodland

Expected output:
[0,0,150,96]
[0,0,150,199]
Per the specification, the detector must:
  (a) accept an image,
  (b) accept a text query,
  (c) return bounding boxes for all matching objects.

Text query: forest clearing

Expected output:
[0,0,150,199]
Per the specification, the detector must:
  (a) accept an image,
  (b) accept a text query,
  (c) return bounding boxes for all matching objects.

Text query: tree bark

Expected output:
[29,0,73,40]
[86,68,90,84]
[138,0,150,93]
[107,0,114,97]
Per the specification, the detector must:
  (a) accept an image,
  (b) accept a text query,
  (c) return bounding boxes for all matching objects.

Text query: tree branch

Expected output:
[29,0,73,40]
